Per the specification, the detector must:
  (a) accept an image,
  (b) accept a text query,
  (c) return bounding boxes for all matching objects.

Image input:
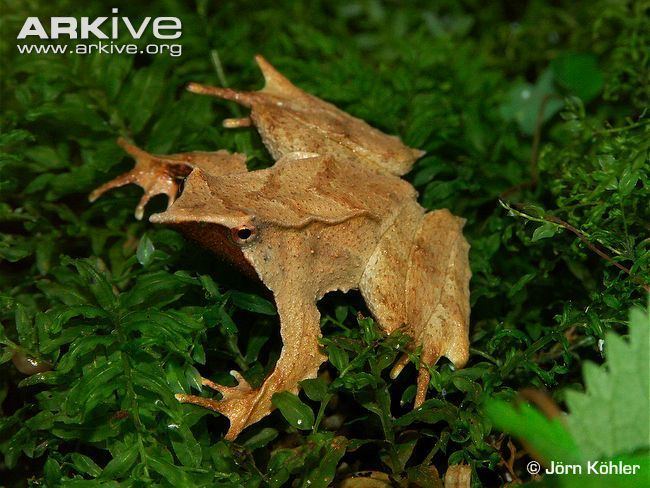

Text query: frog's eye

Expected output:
[231,225,256,244]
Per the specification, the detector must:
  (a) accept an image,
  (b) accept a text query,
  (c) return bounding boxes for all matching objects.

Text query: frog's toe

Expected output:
[175,393,222,412]
[89,171,138,203]
[200,371,253,398]
[133,175,179,220]
[89,138,184,219]
[187,83,257,107]
[415,364,433,408]
[223,117,252,128]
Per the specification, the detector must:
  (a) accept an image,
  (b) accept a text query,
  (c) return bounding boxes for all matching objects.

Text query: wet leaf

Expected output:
[271,392,315,430]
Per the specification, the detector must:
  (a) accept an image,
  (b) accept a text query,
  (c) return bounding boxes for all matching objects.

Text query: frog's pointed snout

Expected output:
[149,168,250,229]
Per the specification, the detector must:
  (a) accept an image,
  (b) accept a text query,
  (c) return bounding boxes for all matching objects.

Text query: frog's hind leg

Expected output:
[360,207,471,409]
[89,138,247,220]
[187,55,424,176]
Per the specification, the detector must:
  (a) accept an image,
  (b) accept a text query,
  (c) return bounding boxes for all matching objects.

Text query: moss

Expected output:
[1,0,648,485]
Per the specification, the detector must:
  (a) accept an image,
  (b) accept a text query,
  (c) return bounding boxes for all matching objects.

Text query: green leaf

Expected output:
[119,67,166,132]
[334,305,349,323]
[15,303,37,350]
[170,425,203,467]
[70,452,102,477]
[551,53,603,102]
[72,259,117,311]
[271,392,315,430]
[199,274,221,299]
[299,436,347,488]
[136,234,155,266]
[618,167,639,196]
[100,444,139,479]
[531,222,559,242]
[243,427,279,450]
[217,306,238,335]
[64,359,123,418]
[147,449,191,486]
[300,378,329,402]
[44,457,62,486]
[120,272,188,309]
[486,306,650,474]
[328,345,349,372]
[485,399,581,464]
[507,272,537,298]
[500,68,564,134]
[230,291,277,315]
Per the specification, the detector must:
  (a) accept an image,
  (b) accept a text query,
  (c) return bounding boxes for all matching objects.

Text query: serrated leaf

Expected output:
[565,307,650,460]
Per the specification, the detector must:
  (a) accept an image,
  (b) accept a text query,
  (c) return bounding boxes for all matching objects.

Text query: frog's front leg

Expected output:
[176,291,326,440]
[89,138,247,219]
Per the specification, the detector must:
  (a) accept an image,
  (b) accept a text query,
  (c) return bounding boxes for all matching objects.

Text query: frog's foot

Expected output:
[176,371,264,440]
[390,325,469,409]
[176,356,324,440]
[89,138,190,220]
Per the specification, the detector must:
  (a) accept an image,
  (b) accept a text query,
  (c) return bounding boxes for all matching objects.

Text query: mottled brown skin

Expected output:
[90,56,471,440]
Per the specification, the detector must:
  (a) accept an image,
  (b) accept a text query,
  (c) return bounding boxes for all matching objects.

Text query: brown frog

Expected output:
[90,56,471,440]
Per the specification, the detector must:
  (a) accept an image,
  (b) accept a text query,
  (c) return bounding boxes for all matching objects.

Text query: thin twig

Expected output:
[210,49,229,87]
[501,201,650,293]
[209,49,243,118]
[543,215,636,274]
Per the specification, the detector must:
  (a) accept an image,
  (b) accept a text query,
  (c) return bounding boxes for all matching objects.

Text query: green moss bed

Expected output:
[1,1,648,486]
